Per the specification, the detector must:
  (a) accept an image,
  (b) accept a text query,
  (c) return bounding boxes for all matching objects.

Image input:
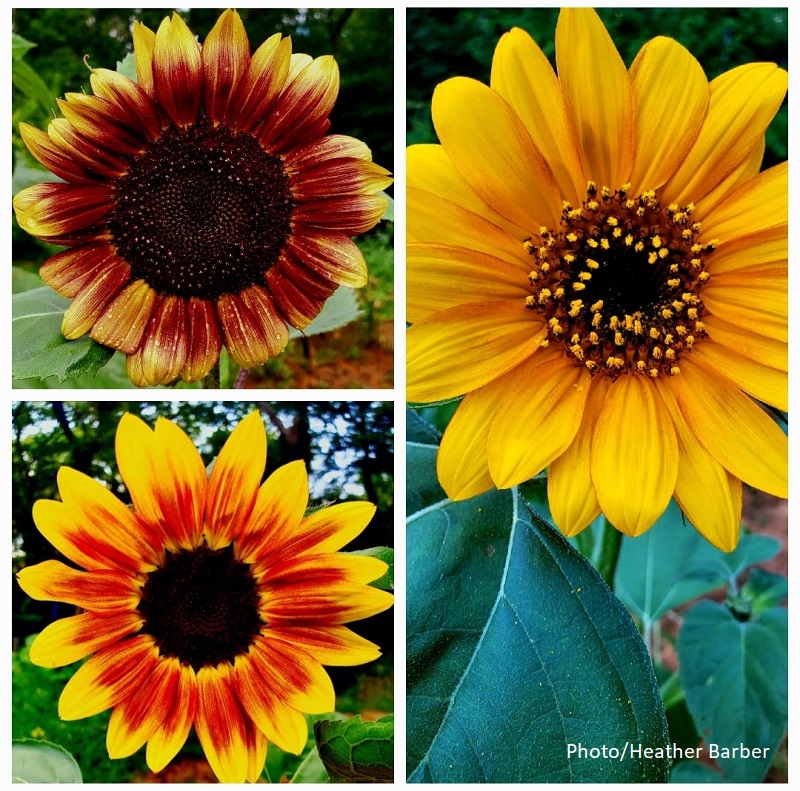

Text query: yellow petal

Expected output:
[661,63,787,206]
[628,36,709,192]
[491,27,586,203]
[269,624,382,666]
[703,313,786,372]
[132,21,156,95]
[547,375,610,537]
[702,267,786,342]
[407,185,530,266]
[556,8,634,189]
[694,134,765,217]
[662,357,786,498]
[407,144,530,240]
[487,356,591,489]
[432,76,561,229]
[692,339,786,411]
[705,224,786,276]
[591,374,678,536]
[152,13,202,127]
[701,161,787,241]
[656,380,742,552]
[407,301,547,403]
[288,501,377,555]
[407,243,530,324]
[437,387,499,501]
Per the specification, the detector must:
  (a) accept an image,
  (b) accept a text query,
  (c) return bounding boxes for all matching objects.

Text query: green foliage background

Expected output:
[407,7,787,169]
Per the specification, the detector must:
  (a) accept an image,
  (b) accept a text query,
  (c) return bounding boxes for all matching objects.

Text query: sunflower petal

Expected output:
[152,13,202,127]
[16,559,140,614]
[40,243,120,299]
[195,665,251,784]
[29,611,143,668]
[19,123,94,183]
[433,76,561,230]
[656,380,742,552]
[116,413,207,551]
[556,8,634,189]
[407,301,547,403]
[284,501,377,556]
[202,9,250,123]
[132,21,157,96]
[233,652,309,755]
[491,27,586,203]
[547,375,610,537]
[271,625,381,666]
[628,36,708,192]
[107,657,180,759]
[14,182,112,239]
[138,295,190,386]
[61,259,130,339]
[236,460,309,564]
[591,374,678,536]
[181,297,223,382]
[206,411,266,549]
[145,664,197,773]
[661,63,787,206]
[59,635,159,720]
[286,231,368,288]
[487,356,591,489]
[662,357,787,498]
[703,313,786,371]
[91,279,158,354]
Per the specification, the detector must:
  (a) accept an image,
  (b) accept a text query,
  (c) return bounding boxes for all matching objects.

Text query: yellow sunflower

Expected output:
[14,10,391,387]
[407,8,787,552]
[16,411,393,783]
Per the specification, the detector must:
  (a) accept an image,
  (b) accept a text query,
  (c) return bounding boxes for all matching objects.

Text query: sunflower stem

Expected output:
[202,361,221,389]
[595,517,622,589]
[234,367,248,388]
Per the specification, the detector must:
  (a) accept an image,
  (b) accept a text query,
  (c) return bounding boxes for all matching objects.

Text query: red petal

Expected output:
[152,14,202,127]
[266,266,333,329]
[60,258,131,339]
[181,297,223,382]
[286,231,368,287]
[201,9,250,123]
[293,195,387,235]
[138,295,190,385]
[40,243,120,298]
[91,279,158,354]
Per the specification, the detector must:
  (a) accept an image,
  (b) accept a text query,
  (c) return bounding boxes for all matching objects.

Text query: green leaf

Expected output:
[406,416,669,782]
[380,192,394,222]
[314,715,393,783]
[287,286,361,340]
[12,34,37,59]
[614,500,731,623]
[13,59,56,113]
[12,287,115,383]
[12,739,82,783]
[288,747,329,783]
[12,266,46,294]
[116,51,137,81]
[740,568,788,613]
[679,601,787,782]
[349,546,393,590]
[670,760,725,783]
[716,534,780,579]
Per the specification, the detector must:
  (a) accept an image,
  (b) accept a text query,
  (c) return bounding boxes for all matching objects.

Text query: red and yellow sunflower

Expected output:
[16,411,393,782]
[14,10,391,386]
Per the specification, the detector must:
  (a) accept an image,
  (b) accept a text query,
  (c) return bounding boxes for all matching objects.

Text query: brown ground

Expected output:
[243,321,394,389]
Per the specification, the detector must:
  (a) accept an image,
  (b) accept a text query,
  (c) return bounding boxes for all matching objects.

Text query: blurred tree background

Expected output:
[407,7,787,169]
[12,401,394,781]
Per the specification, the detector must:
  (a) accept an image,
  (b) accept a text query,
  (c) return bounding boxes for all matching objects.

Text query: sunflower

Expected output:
[14,10,391,387]
[407,8,787,552]
[15,411,393,782]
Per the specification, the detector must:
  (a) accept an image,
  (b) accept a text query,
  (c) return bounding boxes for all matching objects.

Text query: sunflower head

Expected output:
[16,410,393,782]
[14,10,392,387]
[407,8,786,551]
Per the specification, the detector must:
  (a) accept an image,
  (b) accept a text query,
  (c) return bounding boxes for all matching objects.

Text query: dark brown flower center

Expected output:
[138,543,263,669]
[108,117,295,299]
[524,183,715,378]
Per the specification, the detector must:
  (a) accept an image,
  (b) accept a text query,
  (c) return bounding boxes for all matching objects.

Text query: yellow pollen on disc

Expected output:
[521,182,714,379]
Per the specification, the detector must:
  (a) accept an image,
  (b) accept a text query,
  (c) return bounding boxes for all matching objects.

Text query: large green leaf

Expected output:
[12,739,82,783]
[12,287,115,383]
[406,414,669,782]
[615,503,780,624]
[314,715,393,782]
[679,601,787,782]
